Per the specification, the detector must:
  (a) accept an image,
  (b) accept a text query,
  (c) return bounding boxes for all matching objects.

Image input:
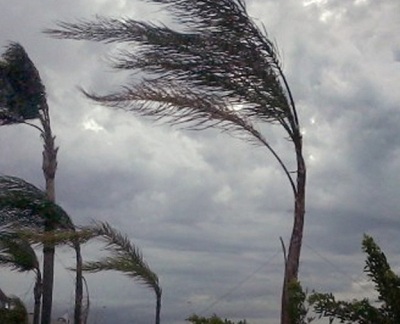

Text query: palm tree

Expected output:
[0,231,42,324]
[46,1,306,322]
[0,43,84,324]
[83,222,162,324]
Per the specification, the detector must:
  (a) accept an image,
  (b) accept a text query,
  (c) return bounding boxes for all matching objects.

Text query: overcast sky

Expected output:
[0,0,399,323]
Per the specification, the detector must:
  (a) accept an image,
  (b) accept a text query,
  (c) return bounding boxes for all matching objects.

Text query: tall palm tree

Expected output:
[0,231,42,324]
[46,1,306,322]
[83,222,162,324]
[0,43,84,324]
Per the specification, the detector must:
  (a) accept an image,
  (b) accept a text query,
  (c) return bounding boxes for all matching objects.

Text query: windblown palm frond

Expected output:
[83,222,162,323]
[46,0,299,191]
[17,228,94,247]
[0,42,46,125]
[0,175,73,230]
[0,231,39,272]
[45,0,298,141]
[84,222,160,294]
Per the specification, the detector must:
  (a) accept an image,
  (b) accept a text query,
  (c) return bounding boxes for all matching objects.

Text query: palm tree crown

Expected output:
[0,42,45,125]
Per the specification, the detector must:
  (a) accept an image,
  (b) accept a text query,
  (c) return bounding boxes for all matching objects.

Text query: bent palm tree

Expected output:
[46,1,305,322]
[83,222,162,324]
[0,43,84,324]
[0,231,42,324]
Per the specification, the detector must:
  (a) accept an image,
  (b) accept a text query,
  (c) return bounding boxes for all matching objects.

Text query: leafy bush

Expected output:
[309,235,400,323]
[0,297,28,324]
[186,314,248,324]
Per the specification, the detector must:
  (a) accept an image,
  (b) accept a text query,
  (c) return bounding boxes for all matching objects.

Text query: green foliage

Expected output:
[363,235,400,319]
[309,293,383,324]
[0,42,45,125]
[309,235,400,323]
[0,296,29,324]
[288,280,315,324]
[186,314,247,324]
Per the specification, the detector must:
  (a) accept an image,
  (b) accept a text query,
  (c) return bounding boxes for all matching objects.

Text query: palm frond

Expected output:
[45,0,302,196]
[0,42,46,125]
[0,175,73,229]
[0,231,39,272]
[45,0,298,139]
[82,81,266,139]
[16,227,94,246]
[83,222,161,295]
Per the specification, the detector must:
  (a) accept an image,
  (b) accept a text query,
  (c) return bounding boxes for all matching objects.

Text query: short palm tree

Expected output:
[0,231,42,324]
[0,175,74,323]
[83,222,162,324]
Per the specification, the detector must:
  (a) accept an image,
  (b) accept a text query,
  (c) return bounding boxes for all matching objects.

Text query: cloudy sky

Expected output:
[0,0,399,323]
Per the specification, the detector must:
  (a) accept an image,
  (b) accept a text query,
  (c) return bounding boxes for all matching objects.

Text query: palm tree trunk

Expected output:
[74,242,83,324]
[280,143,306,324]
[155,290,161,324]
[81,276,90,324]
[33,270,42,324]
[41,244,55,324]
[41,109,58,324]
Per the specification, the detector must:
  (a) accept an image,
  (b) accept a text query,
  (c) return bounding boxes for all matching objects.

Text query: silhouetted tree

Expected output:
[46,1,306,322]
